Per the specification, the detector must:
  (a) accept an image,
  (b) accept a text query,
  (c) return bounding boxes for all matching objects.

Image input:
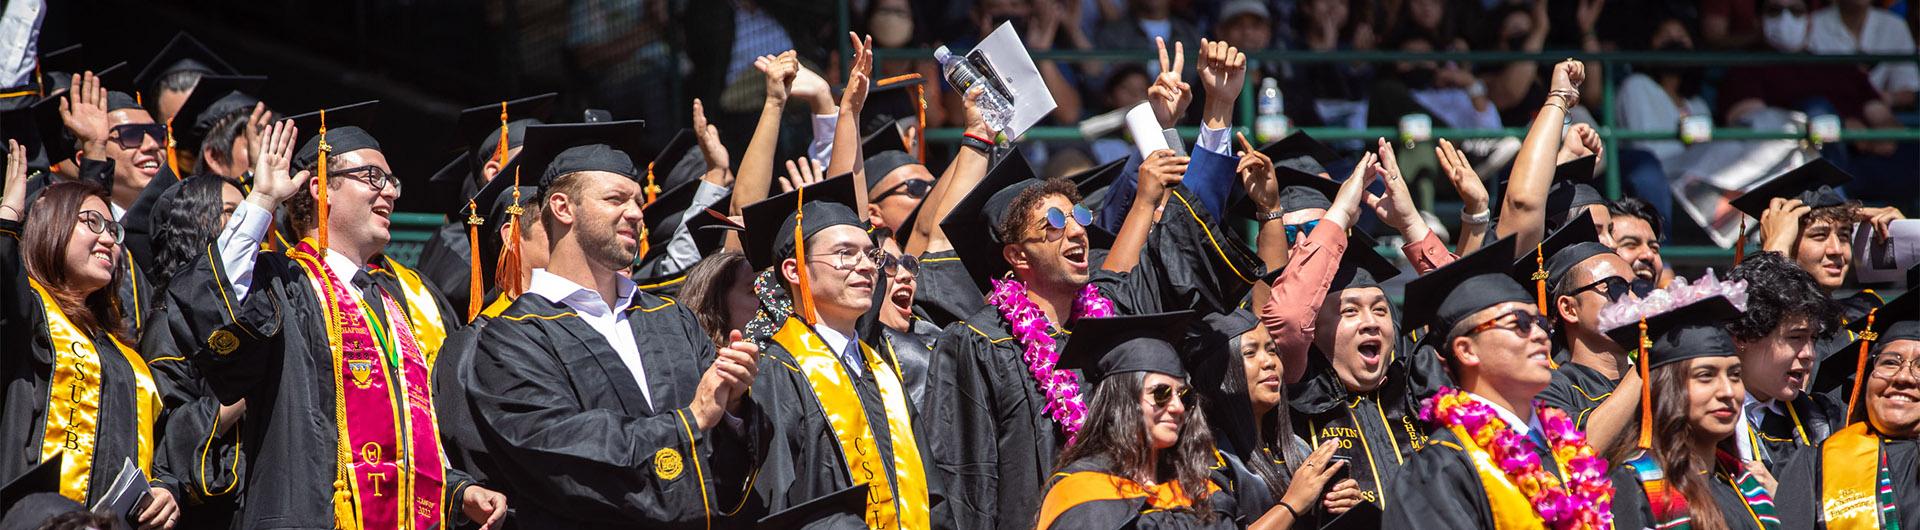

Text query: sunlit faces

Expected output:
[1557,253,1633,336]
[1140,372,1189,451]
[1311,286,1396,393]
[1238,325,1284,414]
[218,181,244,228]
[1583,204,1615,247]
[563,171,644,269]
[106,108,163,198]
[1793,218,1852,291]
[1682,357,1745,441]
[870,164,934,232]
[1006,194,1092,290]
[879,236,918,325]
[724,261,759,332]
[1734,314,1817,403]
[1608,215,1662,282]
[1452,301,1555,394]
[1867,340,1920,438]
[65,196,121,294]
[316,149,400,259]
[792,224,878,325]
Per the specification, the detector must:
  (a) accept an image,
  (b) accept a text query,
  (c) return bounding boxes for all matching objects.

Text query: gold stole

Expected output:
[1446,425,1547,530]
[1820,423,1884,530]
[381,261,448,365]
[770,318,930,529]
[32,279,160,502]
[1036,471,1222,530]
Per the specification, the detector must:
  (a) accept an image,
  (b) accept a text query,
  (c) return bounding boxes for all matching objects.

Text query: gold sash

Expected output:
[771,318,930,529]
[33,279,160,502]
[1445,425,1546,530]
[382,260,448,364]
[1820,423,1883,530]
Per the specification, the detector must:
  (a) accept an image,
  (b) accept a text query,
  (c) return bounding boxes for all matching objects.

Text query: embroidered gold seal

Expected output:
[208,329,239,355]
[654,447,683,481]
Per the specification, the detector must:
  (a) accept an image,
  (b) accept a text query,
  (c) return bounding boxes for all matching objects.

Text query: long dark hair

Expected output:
[23,182,127,342]
[1606,361,1736,530]
[1215,332,1306,492]
[681,250,750,346]
[150,175,232,290]
[1056,372,1219,522]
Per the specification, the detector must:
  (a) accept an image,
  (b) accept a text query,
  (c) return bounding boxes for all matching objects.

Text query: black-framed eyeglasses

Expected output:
[1568,276,1655,303]
[1147,382,1195,408]
[1872,354,1920,379]
[809,245,879,273]
[76,210,123,241]
[874,179,933,202]
[108,124,166,149]
[331,166,402,193]
[1466,309,1552,337]
[866,248,920,277]
[1035,205,1094,242]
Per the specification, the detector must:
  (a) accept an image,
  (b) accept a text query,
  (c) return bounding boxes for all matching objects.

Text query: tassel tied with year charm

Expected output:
[465,199,484,322]
[496,169,525,298]
[1847,308,1880,414]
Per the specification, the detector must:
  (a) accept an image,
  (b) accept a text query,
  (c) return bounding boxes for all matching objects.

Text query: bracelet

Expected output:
[1460,207,1491,225]
[963,132,996,146]
[1548,88,1580,108]
[1256,209,1288,222]
[1275,501,1302,519]
[960,133,994,153]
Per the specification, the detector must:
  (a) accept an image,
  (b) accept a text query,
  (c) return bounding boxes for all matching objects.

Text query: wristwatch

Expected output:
[1256,209,1288,222]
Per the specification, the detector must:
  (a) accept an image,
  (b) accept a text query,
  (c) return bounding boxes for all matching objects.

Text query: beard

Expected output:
[580,214,640,269]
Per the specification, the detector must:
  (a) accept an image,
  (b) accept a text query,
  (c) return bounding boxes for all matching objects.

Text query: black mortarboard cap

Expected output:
[861,76,925,139]
[1509,210,1614,300]
[641,177,730,262]
[1729,158,1853,219]
[938,153,1044,291]
[1261,133,1345,216]
[0,454,61,508]
[1817,274,1920,398]
[1603,295,1743,369]
[646,128,700,190]
[30,64,138,166]
[170,75,266,151]
[1402,236,1536,333]
[37,44,84,78]
[863,150,922,190]
[1183,307,1261,392]
[288,101,382,170]
[1332,230,1401,291]
[1060,311,1196,384]
[431,149,476,186]
[0,455,76,530]
[755,483,869,529]
[459,93,558,167]
[502,120,648,191]
[1544,155,1603,228]
[892,200,926,248]
[134,32,238,92]
[862,123,909,159]
[742,173,864,271]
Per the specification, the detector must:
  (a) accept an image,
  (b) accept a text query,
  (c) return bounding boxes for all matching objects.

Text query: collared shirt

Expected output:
[1742,395,1782,429]
[0,0,41,88]
[809,113,839,167]
[217,200,274,301]
[526,269,653,409]
[814,323,863,378]
[1464,391,1543,438]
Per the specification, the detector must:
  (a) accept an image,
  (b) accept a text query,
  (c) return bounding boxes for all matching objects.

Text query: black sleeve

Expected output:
[1093,186,1261,317]
[76,157,114,191]
[1772,445,1822,530]
[0,219,52,370]
[909,250,983,329]
[1608,464,1653,530]
[168,241,287,405]
[922,325,1000,530]
[141,305,244,505]
[1381,444,1489,529]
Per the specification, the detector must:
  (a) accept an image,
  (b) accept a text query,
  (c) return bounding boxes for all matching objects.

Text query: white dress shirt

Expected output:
[1464,391,1544,438]
[217,200,275,301]
[812,323,863,378]
[808,113,839,167]
[526,269,653,409]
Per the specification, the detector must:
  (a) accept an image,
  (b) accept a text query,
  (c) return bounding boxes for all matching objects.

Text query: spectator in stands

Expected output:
[1717,0,1897,137]
[1091,63,1151,162]
[1476,2,1551,125]
[1614,15,1704,228]
[864,0,949,129]
[942,0,1088,125]
[1215,0,1273,53]
[1702,0,1763,50]
[1094,0,1202,52]
[1808,0,1919,108]
[1278,0,1376,129]
[1382,0,1467,47]
[1367,31,1500,130]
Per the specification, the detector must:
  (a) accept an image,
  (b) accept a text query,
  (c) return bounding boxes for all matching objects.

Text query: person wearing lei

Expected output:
[1777,279,1920,530]
[1385,237,1614,530]
[168,110,506,529]
[1594,275,1783,530]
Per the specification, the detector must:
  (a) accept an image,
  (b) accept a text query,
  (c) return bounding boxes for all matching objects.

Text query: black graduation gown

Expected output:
[431,292,509,492]
[414,222,473,320]
[1382,420,1582,529]
[1609,459,1772,530]
[878,319,939,406]
[1286,358,1426,526]
[119,167,179,275]
[138,301,243,530]
[923,187,1261,529]
[464,291,754,529]
[1039,457,1238,530]
[164,244,478,529]
[1775,435,1920,529]
[1537,363,1618,429]
[909,249,980,329]
[0,219,175,505]
[1748,392,1846,468]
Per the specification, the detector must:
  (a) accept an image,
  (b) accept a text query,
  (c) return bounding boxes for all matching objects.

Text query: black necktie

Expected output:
[351,271,388,325]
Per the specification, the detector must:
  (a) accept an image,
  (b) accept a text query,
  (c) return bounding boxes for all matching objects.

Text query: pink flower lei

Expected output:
[1420,387,1614,530]
[986,278,1117,443]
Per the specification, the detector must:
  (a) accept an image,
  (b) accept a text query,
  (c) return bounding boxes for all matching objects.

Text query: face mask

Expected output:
[1763,13,1808,52]
[871,13,914,47]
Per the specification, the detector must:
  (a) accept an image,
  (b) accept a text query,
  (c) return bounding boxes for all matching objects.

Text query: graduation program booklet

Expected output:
[968,21,1058,140]
[90,457,151,523]
[1853,219,1920,284]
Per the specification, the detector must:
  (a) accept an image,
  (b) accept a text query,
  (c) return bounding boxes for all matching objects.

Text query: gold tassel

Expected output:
[793,184,817,326]
[1733,217,1748,266]
[1848,308,1880,414]
[333,479,358,530]
[496,168,525,298]
[645,161,660,207]
[316,110,331,250]
[1532,242,1549,315]
[165,119,180,176]
[466,199,484,323]
[495,101,510,169]
[1637,318,1653,449]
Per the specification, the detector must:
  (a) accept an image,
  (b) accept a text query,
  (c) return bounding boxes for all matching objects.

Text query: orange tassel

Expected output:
[644,161,660,207]
[1733,217,1748,266]
[495,101,510,169]
[792,184,817,326]
[466,199,484,323]
[496,168,525,298]
[1532,242,1549,316]
[876,73,928,162]
[315,110,331,250]
[1848,308,1880,414]
[165,119,180,177]
[1637,318,1653,449]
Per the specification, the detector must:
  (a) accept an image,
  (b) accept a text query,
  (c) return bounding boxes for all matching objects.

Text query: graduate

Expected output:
[1599,283,1784,530]
[165,109,508,528]
[1726,251,1849,468]
[131,32,238,125]
[923,140,1263,528]
[1384,237,1615,530]
[0,146,177,528]
[731,172,932,528]
[860,114,933,233]
[1036,311,1240,529]
[1519,212,1651,454]
[870,227,938,404]
[463,120,760,528]
[1777,274,1920,529]
[415,92,555,319]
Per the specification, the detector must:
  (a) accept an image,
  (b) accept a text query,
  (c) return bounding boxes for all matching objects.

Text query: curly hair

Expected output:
[1727,251,1838,341]
[1802,201,1865,244]
[1054,372,1219,523]
[1608,196,1663,240]
[993,178,1081,245]
[150,175,233,290]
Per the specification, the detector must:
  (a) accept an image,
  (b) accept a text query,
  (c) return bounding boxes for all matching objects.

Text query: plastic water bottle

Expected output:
[1255,77,1289,142]
[935,46,1014,132]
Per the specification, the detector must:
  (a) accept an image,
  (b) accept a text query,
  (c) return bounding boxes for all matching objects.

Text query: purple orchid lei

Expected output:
[1420,387,1614,529]
[986,278,1117,443]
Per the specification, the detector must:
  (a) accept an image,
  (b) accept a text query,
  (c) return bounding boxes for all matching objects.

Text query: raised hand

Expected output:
[1,140,25,221]
[1759,197,1810,254]
[1438,139,1488,214]
[1234,132,1279,213]
[245,119,308,209]
[1322,151,1378,230]
[692,98,731,179]
[1147,37,1192,129]
[960,85,993,137]
[1550,60,1585,100]
[840,33,875,118]
[755,51,800,105]
[58,72,112,152]
[242,102,274,170]
[1364,138,1432,242]
[1137,149,1189,208]
[1197,38,1247,108]
[1026,0,1061,50]
[789,62,836,114]
[1557,122,1602,164]
[1861,206,1908,243]
[780,157,826,192]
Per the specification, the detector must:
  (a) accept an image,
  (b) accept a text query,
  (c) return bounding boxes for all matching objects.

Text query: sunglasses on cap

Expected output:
[108,124,167,149]
[1147,382,1195,408]
[874,179,932,202]
[1568,276,1655,303]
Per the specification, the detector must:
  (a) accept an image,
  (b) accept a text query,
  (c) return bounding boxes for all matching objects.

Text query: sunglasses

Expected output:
[1147,382,1195,409]
[1568,276,1655,303]
[1284,219,1319,246]
[868,248,920,277]
[1466,309,1552,337]
[76,210,124,241]
[1036,205,1094,242]
[108,124,166,149]
[874,179,933,202]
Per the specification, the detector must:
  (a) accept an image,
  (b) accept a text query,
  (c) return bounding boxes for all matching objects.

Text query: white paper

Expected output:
[972,22,1058,140]
[1125,102,1169,157]
[1853,219,1920,283]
